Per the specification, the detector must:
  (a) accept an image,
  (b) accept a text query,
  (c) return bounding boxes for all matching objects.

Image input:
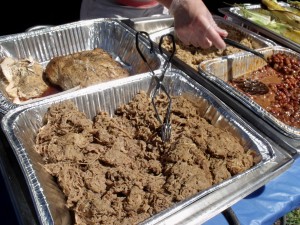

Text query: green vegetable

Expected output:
[288,0,300,9]
[236,4,300,44]
[237,5,271,25]
[269,10,300,30]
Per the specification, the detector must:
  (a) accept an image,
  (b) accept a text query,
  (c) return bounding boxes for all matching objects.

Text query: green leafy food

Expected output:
[288,0,300,9]
[236,3,300,44]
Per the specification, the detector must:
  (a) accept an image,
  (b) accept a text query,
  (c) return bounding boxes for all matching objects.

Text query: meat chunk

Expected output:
[44,48,130,90]
[0,57,49,103]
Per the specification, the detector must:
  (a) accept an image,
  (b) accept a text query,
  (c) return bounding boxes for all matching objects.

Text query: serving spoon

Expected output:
[223,38,270,95]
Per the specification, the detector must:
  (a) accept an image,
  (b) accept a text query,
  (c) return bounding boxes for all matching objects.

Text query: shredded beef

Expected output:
[35,91,258,225]
[161,24,261,70]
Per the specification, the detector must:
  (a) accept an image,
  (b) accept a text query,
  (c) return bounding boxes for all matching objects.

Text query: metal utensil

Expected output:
[223,38,270,95]
[136,31,176,142]
[223,38,268,63]
[231,77,269,95]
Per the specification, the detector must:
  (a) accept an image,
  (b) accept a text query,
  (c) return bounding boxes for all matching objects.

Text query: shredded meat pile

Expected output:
[162,24,262,70]
[35,91,258,225]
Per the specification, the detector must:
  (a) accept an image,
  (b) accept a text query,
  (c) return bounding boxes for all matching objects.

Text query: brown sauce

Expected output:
[229,53,300,128]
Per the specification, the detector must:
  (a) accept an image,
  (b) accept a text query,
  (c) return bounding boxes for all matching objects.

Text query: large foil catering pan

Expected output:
[121,15,174,34]
[150,15,276,70]
[199,46,300,143]
[219,3,300,53]
[1,68,293,225]
[0,18,162,115]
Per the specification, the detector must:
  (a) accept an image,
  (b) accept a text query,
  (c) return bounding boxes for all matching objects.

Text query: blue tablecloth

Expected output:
[205,157,300,225]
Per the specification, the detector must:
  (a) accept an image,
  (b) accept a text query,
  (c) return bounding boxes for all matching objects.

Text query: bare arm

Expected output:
[156,0,228,49]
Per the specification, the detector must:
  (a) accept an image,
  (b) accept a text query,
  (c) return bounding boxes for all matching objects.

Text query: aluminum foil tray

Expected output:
[150,15,276,66]
[199,45,300,140]
[1,69,293,225]
[0,18,162,115]
[219,3,300,53]
[121,15,174,34]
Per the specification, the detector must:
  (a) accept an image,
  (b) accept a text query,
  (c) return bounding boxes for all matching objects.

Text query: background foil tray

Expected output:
[121,15,174,34]
[149,15,276,74]
[218,3,300,53]
[199,46,300,143]
[0,18,162,114]
[150,15,276,47]
[1,69,293,225]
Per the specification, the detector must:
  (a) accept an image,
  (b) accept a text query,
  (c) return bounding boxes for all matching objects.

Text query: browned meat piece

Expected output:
[0,57,49,103]
[44,48,130,90]
[34,92,259,225]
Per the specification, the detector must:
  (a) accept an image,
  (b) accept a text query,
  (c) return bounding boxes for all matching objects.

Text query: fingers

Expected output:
[175,27,212,48]
[215,26,228,38]
[175,23,226,50]
[169,0,228,49]
[206,24,228,50]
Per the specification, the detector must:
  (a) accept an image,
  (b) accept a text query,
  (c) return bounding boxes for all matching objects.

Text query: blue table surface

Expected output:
[205,157,300,225]
[1,158,300,225]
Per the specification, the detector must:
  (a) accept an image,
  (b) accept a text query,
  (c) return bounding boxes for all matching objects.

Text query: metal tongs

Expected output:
[135,31,176,142]
[223,38,268,63]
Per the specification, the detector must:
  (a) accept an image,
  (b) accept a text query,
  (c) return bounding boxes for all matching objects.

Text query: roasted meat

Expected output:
[44,48,130,90]
[0,57,49,103]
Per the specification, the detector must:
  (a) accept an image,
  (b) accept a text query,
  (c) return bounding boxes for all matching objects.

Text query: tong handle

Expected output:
[223,38,267,62]
[158,33,176,79]
[135,31,154,64]
[135,31,174,142]
[159,33,176,62]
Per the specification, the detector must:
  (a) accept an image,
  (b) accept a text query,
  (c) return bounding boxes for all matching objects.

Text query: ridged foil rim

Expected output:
[150,15,277,47]
[0,18,163,115]
[199,45,300,139]
[225,3,300,51]
[1,69,275,225]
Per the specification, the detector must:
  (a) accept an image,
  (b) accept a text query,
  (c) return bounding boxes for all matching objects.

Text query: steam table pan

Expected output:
[219,2,300,53]
[146,16,299,156]
[199,45,300,154]
[1,68,293,225]
[149,15,276,71]
[0,18,162,115]
[121,15,174,34]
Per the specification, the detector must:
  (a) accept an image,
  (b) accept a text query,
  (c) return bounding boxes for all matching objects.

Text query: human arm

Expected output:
[156,0,228,49]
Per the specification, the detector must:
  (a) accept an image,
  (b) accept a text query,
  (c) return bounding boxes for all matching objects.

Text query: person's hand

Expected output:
[169,0,228,49]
